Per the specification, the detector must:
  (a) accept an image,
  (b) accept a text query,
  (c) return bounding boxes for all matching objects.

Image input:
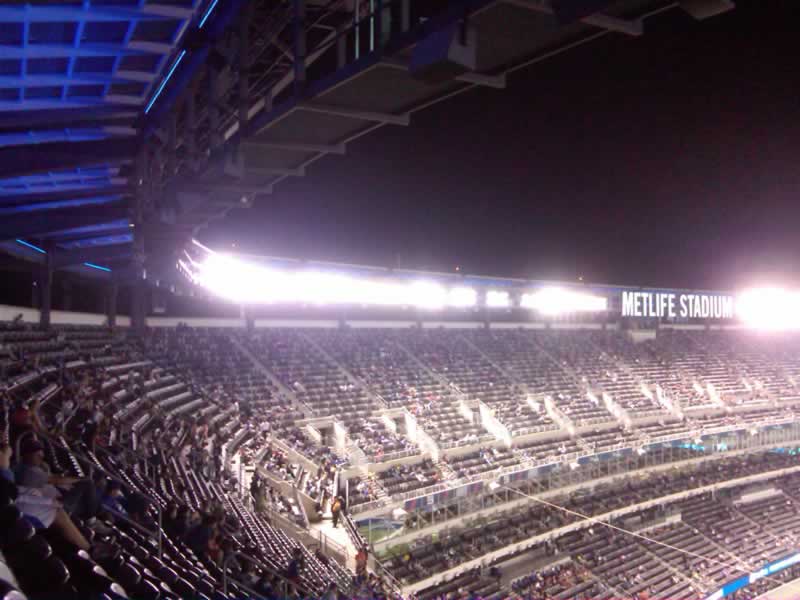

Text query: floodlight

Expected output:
[520,287,607,314]
[486,290,511,308]
[448,286,477,308]
[408,281,447,310]
[736,287,800,330]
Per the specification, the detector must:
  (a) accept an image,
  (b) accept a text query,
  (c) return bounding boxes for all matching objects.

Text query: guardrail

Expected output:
[27,429,165,558]
[355,418,800,514]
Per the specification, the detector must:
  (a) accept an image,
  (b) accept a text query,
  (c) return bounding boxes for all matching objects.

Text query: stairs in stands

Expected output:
[228,334,311,413]
[366,473,389,501]
[298,331,388,409]
[437,459,458,481]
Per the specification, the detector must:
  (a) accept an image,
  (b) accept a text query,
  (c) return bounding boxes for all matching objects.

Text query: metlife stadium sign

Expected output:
[621,290,735,320]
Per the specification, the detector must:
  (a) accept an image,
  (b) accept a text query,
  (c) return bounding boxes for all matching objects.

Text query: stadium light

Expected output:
[448,286,477,308]
[186,248,484,310]
[736,287,800,330]
[486,290,511,308]
[520,287,607,314]
[408,281,447,309]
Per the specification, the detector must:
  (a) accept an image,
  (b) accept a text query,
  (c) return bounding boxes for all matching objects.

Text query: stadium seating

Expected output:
[5,320,800,600]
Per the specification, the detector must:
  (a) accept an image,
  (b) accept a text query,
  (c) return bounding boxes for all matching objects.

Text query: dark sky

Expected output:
[206,0,800,291]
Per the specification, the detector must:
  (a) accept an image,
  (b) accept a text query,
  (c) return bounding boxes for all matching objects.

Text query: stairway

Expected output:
[299,331,388,409]
[228,333,311,413]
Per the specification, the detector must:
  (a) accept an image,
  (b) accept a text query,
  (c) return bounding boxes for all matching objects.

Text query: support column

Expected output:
[39,246,54,330]
[131,275,147,332]
[131,149,148,334]
[293,0,306,96]
[242,306,255,332]
[238,4,251,134]
[207,65,221,153]
[107,281,118,328]
[62,280,72,312]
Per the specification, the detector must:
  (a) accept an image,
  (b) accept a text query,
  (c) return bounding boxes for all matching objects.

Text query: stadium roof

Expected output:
[0,0,733,285]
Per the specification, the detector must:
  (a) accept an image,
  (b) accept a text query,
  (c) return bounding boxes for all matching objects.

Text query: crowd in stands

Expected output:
[386,451,799,586]
[0,322,397,600]
[6,321,800,599]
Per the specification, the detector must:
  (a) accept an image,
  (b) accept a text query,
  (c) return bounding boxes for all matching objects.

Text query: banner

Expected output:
[621,290,735,320]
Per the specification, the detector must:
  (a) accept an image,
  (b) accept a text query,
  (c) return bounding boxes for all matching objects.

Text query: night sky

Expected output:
[205,0,800,292]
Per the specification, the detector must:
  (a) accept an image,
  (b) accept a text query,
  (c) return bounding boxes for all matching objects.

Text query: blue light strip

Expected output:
[15,239,46,254]
[84,262,112,272]
[198,0,219,28]
[144,50,187,114]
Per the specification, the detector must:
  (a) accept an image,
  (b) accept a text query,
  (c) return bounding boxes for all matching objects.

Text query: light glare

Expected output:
[448,286,477,308]
[521,287,607,314]
[736,288,800,330]
[486,290,511,308]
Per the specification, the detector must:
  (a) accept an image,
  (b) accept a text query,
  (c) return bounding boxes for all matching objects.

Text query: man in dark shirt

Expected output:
[286,547,304,584]
[185,513,218,557]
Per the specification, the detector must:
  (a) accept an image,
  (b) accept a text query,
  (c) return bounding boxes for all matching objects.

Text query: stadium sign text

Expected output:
[622,291,734,319]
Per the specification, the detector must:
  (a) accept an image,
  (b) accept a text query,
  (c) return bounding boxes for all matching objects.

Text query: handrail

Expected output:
[32,429,164,558]
[222,551,300,599]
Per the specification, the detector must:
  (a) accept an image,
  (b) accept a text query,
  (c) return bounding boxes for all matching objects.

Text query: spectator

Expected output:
[286,547,305,585]
[331,495,342,528]
[15,438,99,521]
[185,513,218,557]
[2,442,91,551]
[356,546,368,578]
[101,480,127,516]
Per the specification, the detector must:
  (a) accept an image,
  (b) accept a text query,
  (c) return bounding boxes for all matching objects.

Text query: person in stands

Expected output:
[101,480,127,516]
[1,442,91,551]
[185,513,218,558]
[331,495,342,528]
[355,545,369,578]
[15,438,99,521]
[286,546,305,586]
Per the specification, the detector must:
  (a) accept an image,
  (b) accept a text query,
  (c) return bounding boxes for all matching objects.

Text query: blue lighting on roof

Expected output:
[198,0,219,28]
[0,195,122,216]
[15,239,46,254]
[145,50,187,114]
[84,262,112,272]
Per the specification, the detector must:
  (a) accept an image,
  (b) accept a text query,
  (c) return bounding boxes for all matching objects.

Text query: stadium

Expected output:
[2,1,799,600]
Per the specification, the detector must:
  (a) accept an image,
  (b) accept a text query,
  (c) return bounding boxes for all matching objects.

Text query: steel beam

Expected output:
[297,102,410,125]
[107,281,119,328]
[293,0,307,96]
[502,0,643,36]
[181,182,273,196]
[0,73,154,88]
[53,245,132,269]
[0,185,131,205]
[243,140,346,155]
[0,138,138,178]
[246,166,305,177]
[39,245,54,330]
[0,43,162,59]
[0,208,128,242]
[0,110,138,131]
[0,5,194,22]
[379,59,507,88]
[0,194,125,217]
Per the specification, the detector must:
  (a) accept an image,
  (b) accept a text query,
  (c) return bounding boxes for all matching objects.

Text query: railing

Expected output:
[24,429,165,558]
[364,446,420,463]
[258,498,349,566]
[222,551,296,600]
